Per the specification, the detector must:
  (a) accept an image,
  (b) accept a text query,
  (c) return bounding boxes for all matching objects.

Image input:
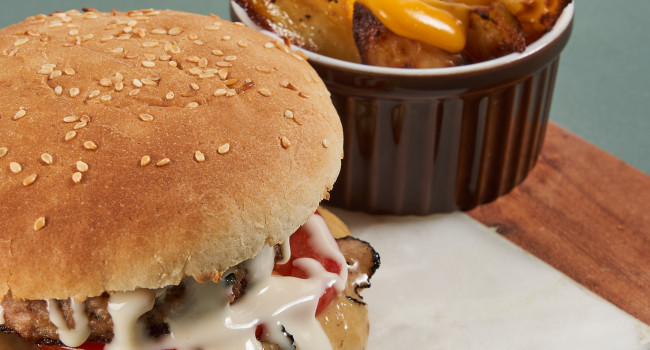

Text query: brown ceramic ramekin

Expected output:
[231,3,574,215]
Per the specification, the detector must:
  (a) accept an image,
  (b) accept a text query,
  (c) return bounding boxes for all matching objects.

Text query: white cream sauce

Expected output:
[105,289,156,350]
[44,214,347,350]
[46,298,91,347]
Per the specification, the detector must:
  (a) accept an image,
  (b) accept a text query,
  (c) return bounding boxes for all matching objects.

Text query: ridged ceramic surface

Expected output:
[327,60,560,214]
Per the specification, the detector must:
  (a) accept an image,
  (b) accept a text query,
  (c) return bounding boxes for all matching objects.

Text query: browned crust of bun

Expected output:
[0,9,343,301]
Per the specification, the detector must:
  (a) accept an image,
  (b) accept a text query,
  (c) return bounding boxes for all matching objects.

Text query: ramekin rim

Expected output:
[230,1,574,77]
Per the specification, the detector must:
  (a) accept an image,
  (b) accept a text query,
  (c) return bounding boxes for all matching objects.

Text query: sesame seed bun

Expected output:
[0,9,343,301]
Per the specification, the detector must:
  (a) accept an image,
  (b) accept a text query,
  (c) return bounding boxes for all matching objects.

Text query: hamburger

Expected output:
[0,8,378,350]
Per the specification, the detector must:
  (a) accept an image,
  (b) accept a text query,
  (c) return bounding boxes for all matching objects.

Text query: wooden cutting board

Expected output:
[468,123,650,325]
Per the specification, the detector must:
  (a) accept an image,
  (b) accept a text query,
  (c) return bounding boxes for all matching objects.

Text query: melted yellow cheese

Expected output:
[357,0,479,53]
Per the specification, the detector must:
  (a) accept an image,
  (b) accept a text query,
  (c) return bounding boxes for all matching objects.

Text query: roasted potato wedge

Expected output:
[232,0,361,63]
[445,0,572,44]
[464,1,526,62]
[352,3,467,68]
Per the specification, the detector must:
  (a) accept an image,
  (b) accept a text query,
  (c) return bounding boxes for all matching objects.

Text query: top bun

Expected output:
[0,9,343,301]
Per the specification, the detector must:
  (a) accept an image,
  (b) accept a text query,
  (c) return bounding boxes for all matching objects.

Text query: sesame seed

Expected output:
[168,27,183,36]
[72,171,83,183]
[237,40,248,48]
[100,95,112,103]
[117,34,131,40]
[101,35,114,42]
[169,45,181,54]
[83,141,98,150]
[139,113,154,122]
[169,61,178,67]
[64,131,77,141]
[113,72,124,82]
[284,110,294,119]
[74,121,87,130]
[159,54,171,61]
[70,88,80,97]
[0,147,7,158]
[188,67,203,76]
[226,89,237,97]
[9,162,21,173]
[222,35,231,41]
[258,88,271,97]
[41,153,53,165]
[127,20,137,27]
[140,155,151,166]
[34,217,46,231]
[280,81,299,90]
[280,136,291,149]
[144,53,156,61]
[199,73,214,79]
[186,102,199,108]
[114,81,124,91]
[194,151,205,162]
[213,89,227,97]
[190,83,200,90]
[141,78,156,86]
[111,47,124,54]
[68,29,79,36]
[88,90,100,99]
[54,86,63,95]
[216,61,232,68]
[165,91,174,100]
[142,60,155,68]
[133,79,143,87]
[99,78,112,87]
[217,143,230,154]
[38,66,53,75]
[81,115,91,123]
[211,49,224,56]
[13,108,27,120]
[22,173,37,186]
[49,70,62,80]
[76,160,89,172]
[198,57,208,67]
[14,38,30,46]
[129,89,141,96]
[82,34,94,42]
[64,67,76,75]
[49,21,63,28]
[156,158,171,167]
[193,40,204,46]
[224,79,237,86]
[142,41,158,48]
[255,67,271,74]
[122,26,133,34]
[264,42,275,49]
[216,69,228,80]
[298,91,310,99]
[205,25,220,31]
[189,33,199,40]
[151,28,167,35]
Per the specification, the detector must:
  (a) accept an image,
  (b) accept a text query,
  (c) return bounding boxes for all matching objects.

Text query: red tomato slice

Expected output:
[273,213,342,315]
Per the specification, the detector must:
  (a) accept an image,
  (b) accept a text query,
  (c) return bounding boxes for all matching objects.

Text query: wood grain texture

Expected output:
[468,123,650,325]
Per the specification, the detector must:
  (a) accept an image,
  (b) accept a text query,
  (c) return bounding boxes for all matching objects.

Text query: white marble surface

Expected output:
[328,208,650,350]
